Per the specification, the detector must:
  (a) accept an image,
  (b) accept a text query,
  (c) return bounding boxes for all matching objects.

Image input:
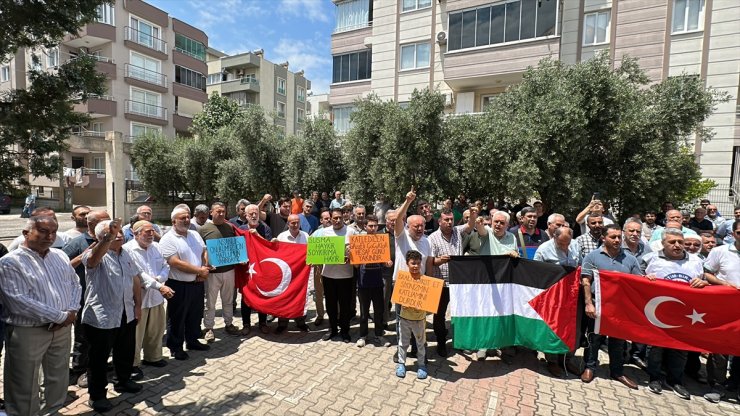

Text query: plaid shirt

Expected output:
[429,225,467,284]
[576,233,601,260]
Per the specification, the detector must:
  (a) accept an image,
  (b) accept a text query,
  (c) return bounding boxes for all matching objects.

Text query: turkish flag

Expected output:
[596,270,740,355]
[233,231,310,319]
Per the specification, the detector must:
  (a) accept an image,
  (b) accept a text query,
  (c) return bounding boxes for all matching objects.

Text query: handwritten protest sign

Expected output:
[391,271,444,313]
[349,234,390,265]
[306,236,346,264]
[206,236,247,267]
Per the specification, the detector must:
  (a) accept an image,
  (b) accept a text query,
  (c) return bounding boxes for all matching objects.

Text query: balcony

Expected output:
[219,78,260,94]
[124,26,168,60]
[124,100,168,126]
[221,53,260,70]
[173,48,208,74]
[173,82,207,102]
[73,95,117,117]
[173,113,193,133]
[124,63,168,93]
[63,22,116,48]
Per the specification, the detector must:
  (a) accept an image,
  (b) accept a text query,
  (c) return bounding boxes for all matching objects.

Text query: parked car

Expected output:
[0,193,11,214]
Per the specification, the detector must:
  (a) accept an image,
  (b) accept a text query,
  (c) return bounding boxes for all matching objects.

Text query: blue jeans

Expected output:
[585,332,625,377]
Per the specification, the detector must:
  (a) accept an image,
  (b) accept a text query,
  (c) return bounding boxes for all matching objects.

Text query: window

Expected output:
[403,0,432,12]
[91,122,103,132]
[0,65,9,82]
[130,17,161,50]
[96,3,115,25]
[175,34,206,61]
[129,52,163,85]
[400,42,430,70]
[131,123,160,139]
[672,0,704,33]
[243,73,257,82]
[335,0,373,33]
[277,101,286,118]
[332,50,372,83]
[175,66,206,91]
[47,47,59,67]
[297,86,306,102]
[583,11,610,46]
[332,106,355,134]
[130,88,162,118]
[297,108,305,122]
[277,78,286,95]
[448,0,557,51]
[481,95,496,110]
[92,157,105,172]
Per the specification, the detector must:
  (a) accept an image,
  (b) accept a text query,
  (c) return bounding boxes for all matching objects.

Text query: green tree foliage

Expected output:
[129,133,184,202]
[280,118,345,195]
[190,92,243,136]
[0,55,106,189]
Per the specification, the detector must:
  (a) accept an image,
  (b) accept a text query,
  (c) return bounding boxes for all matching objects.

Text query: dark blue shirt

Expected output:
[358,263,384,288]
[62,232,96,303]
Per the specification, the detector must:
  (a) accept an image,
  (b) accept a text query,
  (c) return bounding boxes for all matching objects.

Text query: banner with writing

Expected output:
[391,271,444,314]
[306,236,346,264]
[206,236,248,267]
[349,234,391,265]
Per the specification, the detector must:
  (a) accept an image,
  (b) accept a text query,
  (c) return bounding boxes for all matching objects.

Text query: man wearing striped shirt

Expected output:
[0,216,81,416]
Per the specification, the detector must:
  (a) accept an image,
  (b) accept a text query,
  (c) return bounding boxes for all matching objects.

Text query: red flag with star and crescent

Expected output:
[595,270,740,355]
[233,231,310,319]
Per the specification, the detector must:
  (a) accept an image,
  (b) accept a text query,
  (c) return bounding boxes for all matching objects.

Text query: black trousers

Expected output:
[71,314,89,374]
[166,279,204,352]
[358,286,384,337]
[233,288,267,327]
[84,312,136,401]
[324,277,353,335]
[433,287,450,343]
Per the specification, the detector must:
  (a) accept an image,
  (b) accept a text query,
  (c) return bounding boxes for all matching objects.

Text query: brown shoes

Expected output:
[613,375,639,390]
[581,369,594,383]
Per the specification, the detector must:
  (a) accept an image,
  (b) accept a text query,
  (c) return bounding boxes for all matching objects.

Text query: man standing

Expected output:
[82,219,143,412]
[575,198,614,235]
[580,225,641,389]
[417,200,439,236]
[381,209,398,329]
[650,210,699,243]
[320,208,357,342]
[310,210,331,326]
[239,204,272,334]
[373,194,391,231]
[65,205,91,239]
[275,214,310,333]
[229,199,251,229]
[355,215,392,348]
[123,221,173,379]
[513,207,549,258]
[349,204,367,233]
[159,207,211,360]
[544,213,566,239]
[642,211,663,241]
[0,216,81,415]
[190,204,211,231]
[260,195,290,234]
[329,191,345,210]
[290,190,304,215]
[576,214,604,260]
[622,218,652,263]
[198,202,241,343]
[122,205,162,242]
[689,207,714,231]
[298,200,319,234]
[716,206,740,245]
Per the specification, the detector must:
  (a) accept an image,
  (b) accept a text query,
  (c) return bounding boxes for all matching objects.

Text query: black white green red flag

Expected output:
[448,256,579,354]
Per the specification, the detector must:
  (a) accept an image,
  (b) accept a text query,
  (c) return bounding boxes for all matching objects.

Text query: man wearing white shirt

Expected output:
[123,221,174,379]
[320,208,357,342]
[275,214,310,333]
[0,216,81,416]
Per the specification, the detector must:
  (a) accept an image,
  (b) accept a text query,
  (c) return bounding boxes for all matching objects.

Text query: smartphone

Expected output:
[592,192,600,200]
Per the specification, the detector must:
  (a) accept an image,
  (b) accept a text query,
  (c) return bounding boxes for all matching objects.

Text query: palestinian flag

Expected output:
[448,256,580,354]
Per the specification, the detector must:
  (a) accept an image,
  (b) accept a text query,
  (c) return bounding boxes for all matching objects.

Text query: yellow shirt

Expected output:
[400,305,426,321]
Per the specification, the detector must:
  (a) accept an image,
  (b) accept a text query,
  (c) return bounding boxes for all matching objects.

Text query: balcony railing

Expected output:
[240,78,259,86]
[174,47,205,62]
[333,21,372,34]
[124,99,167,121]
[71,128,105,137]
[125,63,167,86]
[124,26,167,54]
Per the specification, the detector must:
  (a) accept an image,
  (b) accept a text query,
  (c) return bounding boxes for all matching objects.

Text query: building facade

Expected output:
[0,0,208,207]
[329,0,740,203]
[205,49,311,136]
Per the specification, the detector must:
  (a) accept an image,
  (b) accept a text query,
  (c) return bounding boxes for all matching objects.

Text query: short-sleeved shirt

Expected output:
[159,229,206,282]
[393,229,431,282]
[645,251,703,284]
[533,239,581,267]
[622,240,652,264]
[576,233,602,260]
[424,217,439,236]
[122,223,162,243]
[320,226,356,279]
[267,212,288,235]
[578,215,614,235]
[704,244,740,286]
[198,222,237,273]
[277,230,309,244]
[428,225,466,284]
[62,232,96,294]
[82,249,141,329]
[688,218,714,231]
[582,248,642,293]
[485,230,518,255]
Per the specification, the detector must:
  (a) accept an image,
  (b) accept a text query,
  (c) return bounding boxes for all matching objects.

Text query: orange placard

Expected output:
[391,271,444,314]
[349,233,391,265]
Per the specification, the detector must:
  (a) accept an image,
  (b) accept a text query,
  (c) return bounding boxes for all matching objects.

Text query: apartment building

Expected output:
[0,0,208,208]
[329,0,740,207]
[206,49,311,135]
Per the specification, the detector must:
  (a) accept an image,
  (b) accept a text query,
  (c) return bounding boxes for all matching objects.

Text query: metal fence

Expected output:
[704,185,739,216]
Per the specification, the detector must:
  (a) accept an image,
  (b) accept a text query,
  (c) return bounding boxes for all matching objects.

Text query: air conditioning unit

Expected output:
[436,31,447,45]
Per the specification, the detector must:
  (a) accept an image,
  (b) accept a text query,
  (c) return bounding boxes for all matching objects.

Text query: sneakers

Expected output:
[224,324,241,336]
[474,349,487,362]
[203,329,215,343]
[671,384,691,400]
[88,398,113,413]
[703,385,725,403]
[131,366,144,381]
[648,380,663,395]
[417,367,428,380]
[77,373,88,388]
[356,337,366,348]
[396,364,406,378]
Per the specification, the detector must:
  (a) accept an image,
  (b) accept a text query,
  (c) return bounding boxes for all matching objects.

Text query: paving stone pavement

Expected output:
[0,294,731,416]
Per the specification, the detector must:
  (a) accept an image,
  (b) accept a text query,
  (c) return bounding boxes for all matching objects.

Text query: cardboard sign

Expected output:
[206,236,247,267]
[391,271,444,314]
[349,233,391,265]
[306,236,346,264]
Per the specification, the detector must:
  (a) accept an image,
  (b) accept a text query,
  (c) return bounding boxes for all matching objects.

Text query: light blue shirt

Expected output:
[533,239,581,267]
[716,219,736,245]
[649,226,698,243]
[82,249,141,329]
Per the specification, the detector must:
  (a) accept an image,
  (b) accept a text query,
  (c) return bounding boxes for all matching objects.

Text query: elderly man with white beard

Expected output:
[123,221,175,379]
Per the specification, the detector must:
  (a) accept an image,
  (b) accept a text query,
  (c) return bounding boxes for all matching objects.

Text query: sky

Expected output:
[148,0,335,94]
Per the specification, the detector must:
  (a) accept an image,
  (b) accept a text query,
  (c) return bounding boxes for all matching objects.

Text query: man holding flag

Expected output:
[581,224,641,389]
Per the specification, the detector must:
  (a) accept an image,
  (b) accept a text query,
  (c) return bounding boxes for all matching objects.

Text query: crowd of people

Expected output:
[0,189,738,414]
